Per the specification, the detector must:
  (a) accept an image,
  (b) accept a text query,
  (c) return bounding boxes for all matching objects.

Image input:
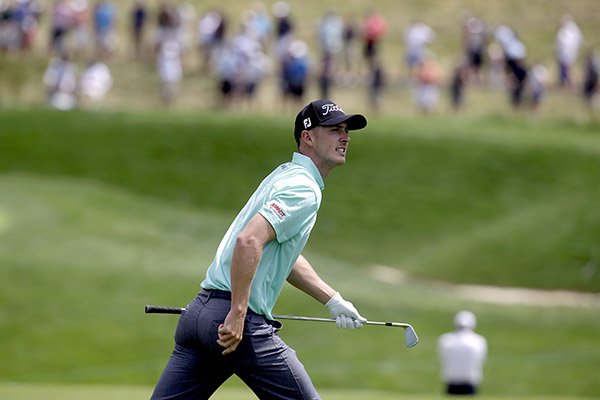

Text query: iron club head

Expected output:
[403,325,419,347]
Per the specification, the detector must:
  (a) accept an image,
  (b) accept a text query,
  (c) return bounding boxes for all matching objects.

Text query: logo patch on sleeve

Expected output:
[269,202,286,218]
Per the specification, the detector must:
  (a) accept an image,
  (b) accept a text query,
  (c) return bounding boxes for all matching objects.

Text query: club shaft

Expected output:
[145,305,418,347]
[145,306,412,328]
[273,314,412,329]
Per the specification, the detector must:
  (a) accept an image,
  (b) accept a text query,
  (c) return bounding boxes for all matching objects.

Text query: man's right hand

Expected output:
[217,310,246,355]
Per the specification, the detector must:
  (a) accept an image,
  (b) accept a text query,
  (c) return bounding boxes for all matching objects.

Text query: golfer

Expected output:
[438,310,488,396]
[151,99,368,399]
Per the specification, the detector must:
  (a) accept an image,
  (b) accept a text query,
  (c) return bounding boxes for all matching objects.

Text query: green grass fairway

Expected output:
[1,109,599,397]
[0,383,593,400]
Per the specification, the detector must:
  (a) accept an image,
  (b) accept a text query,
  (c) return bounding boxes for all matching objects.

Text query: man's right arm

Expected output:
[217,213,275,355]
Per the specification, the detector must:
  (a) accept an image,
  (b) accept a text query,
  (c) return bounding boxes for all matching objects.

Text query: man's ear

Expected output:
[300,129,315,147]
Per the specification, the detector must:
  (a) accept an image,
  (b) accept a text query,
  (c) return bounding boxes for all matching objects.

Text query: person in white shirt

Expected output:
[403,20,435,77]
[43,51,78,110]
[156,38,183,105]
[555,15,583,89]
[79,59,113,106]
[438,310,488,396]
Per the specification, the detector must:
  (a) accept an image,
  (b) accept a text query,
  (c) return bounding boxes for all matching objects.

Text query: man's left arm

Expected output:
[287,255,367,329]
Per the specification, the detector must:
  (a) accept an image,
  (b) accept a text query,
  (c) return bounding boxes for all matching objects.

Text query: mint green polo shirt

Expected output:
[201,152,324,319]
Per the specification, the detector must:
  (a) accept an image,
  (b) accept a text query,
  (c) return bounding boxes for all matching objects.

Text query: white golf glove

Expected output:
[325,292,367,329]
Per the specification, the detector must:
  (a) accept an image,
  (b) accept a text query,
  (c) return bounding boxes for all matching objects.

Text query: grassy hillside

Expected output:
[1,109,599,291]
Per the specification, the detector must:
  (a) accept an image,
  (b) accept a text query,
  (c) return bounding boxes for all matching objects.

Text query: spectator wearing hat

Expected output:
[438,310,488,396]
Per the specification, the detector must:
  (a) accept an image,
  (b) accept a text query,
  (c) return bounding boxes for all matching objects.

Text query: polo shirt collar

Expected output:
[292,152,325,190]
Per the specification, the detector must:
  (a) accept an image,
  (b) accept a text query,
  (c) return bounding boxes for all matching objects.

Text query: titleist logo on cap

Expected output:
[321,103,344,116]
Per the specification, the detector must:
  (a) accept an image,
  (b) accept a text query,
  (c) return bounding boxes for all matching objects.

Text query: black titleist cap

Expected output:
[294,99,367,145]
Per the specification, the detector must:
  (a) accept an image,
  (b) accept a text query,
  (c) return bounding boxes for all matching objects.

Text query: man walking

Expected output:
[151,99,368,399]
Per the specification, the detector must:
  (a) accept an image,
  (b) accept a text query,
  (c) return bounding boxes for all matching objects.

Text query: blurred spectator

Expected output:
[414,52,443,113]
[157,38,183,105]
[92,0,116,57]
[244,1,272,47]
[486,42,504,88]
[130,0,147,59]
[317,10,343,98]
[21,0,43,51]
[175,1,196,61]
[79,57,112,106]
[555,14,583,89]
[449,62,468,111]
[341,13,358,77]
[0,0,20,52]
[318,10,343,60]
[318,51,333,99]
[49,0,73,54]
[214,38,242,106]
[70,0,91,58]
[582,49,599,109]
[283,38,310,105]
[43,51,78,110]
[495,25,528,108]
[197,8,226,73]
[362,8,386,70]
[462,15,488,84]
[231,22,271,107]
[527,61,550,111]
[272,2,295,103]
[155,2,178,53]
[404,19,435,78]
[0,0,42,52]
[438,310,487,396]
[239,47,272,108]
[272,1,292,40]
[368,58,385,111]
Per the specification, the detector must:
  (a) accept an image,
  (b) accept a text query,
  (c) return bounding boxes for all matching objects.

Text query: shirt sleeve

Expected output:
[259,183,318,243]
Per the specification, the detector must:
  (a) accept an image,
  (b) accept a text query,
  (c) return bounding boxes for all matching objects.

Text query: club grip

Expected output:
[145,305,184,314]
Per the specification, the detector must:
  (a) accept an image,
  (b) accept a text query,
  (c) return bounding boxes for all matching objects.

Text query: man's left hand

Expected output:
[325,292,367,329]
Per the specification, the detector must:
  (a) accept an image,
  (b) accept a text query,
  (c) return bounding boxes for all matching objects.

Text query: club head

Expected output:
[404,326,419,347]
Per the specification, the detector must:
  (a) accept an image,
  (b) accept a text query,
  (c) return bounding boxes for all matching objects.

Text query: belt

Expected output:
[201,288,231,300]
[199,288,280,329]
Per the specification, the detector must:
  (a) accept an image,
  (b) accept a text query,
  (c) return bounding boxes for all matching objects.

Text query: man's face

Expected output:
[310,123,350,169]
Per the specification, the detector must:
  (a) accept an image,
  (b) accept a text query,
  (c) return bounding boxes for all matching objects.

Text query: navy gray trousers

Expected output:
[151,289,320,399]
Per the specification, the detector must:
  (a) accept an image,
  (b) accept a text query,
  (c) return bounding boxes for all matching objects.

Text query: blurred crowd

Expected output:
[0,0,598,113]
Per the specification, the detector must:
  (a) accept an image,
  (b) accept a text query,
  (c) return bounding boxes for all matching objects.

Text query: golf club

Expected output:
[145,305,419,348]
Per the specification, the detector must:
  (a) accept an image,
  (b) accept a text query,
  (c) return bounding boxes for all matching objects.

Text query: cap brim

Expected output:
[321,114,367,131]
